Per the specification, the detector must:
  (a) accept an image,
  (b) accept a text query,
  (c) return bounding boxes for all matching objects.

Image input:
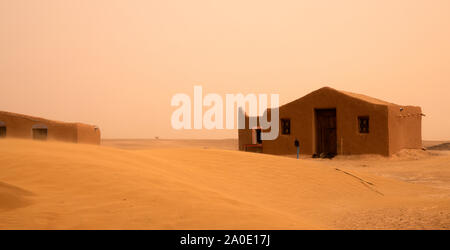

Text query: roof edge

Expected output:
[0,110,97,127]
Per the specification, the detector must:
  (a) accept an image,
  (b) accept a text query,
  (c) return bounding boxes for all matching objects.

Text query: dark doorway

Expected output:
[32,124,48,140]
[255,129,262,144]
[0,126,6,138]
[315,109,337,156]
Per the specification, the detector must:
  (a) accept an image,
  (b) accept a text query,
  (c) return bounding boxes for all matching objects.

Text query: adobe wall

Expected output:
[76,123,101,144]
[0,112,100,144]
[238,115,259,150]
[264,89,390,156]
[239,88,391,156]
[0,112,77,142]
[46,123,78,142]
[388,105,422,155]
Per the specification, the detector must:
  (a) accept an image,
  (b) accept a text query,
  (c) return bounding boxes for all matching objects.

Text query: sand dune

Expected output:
[0,139,449,229]
[423,140,450,148]
[0,181,34,211]
[427,143,450,151]
[102,138,238,150]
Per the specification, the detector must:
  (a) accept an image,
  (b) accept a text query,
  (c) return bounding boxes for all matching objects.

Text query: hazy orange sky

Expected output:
[1,0,449,139]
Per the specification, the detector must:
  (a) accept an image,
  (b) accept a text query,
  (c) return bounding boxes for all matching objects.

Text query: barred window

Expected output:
[358,116,369,134]
[281,119,291,135]
[32,124,48,140]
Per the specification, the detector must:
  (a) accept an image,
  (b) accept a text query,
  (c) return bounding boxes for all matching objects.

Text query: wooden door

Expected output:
[315,109,337,155]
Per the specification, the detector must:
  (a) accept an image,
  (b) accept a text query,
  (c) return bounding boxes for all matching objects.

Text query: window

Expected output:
[0,126,5,138]
[0,121,5,138]
[32,124,48,140]
[281,119,291,135]
[358,116,369,134]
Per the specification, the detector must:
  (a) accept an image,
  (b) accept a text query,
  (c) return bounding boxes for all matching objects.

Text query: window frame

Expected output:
[358,116,370,134]
[281,118,291,135]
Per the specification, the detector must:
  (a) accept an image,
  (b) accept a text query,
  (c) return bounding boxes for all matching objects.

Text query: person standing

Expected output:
[294,139,300,159]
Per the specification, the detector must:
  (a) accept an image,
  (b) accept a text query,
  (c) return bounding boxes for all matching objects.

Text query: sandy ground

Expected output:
[423,140,450,148]
[0,139,449,229]
[102,138,238,150]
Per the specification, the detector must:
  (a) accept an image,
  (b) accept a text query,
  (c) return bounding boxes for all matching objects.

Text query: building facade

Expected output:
[0,111,101,144]
[238,87,422,156]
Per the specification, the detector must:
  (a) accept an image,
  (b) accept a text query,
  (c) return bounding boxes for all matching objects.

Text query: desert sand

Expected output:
[0,139,449,229]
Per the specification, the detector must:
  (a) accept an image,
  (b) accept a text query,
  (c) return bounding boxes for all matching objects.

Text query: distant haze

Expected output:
[1,0,449,140]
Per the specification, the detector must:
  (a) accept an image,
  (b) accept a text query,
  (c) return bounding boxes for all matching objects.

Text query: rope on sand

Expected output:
[335,168,384,196]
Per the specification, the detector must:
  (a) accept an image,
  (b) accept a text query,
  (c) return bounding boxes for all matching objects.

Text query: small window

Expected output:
[32,124,48,140]
[0,121,5,138]
[358,116,369,134]
[0,126,6,138]
[281,119,291,135]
